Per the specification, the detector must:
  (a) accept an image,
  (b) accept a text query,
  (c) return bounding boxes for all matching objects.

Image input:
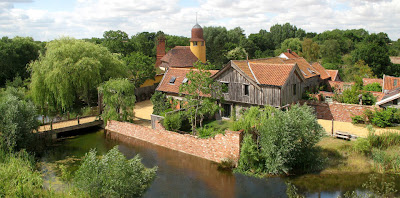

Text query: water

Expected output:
[38,128,400,198]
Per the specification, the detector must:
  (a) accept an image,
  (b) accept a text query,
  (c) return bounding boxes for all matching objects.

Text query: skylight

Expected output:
[307,68,316,74]
[169,77,176,84]
[301,70,307,76]
[182,78,188,84]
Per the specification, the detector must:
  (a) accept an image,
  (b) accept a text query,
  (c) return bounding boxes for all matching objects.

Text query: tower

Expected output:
[189,23,206,63]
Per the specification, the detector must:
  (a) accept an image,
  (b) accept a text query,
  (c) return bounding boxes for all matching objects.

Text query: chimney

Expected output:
[155,35,166,68]
[287,49,292,54]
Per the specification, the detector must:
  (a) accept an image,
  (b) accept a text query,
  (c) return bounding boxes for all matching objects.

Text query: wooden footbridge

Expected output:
[37,116,103,139]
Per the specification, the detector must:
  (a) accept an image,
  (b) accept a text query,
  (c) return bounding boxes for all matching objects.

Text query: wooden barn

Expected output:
[212,59,305,118]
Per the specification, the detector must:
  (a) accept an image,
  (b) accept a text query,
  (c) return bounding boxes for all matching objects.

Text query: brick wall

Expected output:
[301,100,379,122]
[105,120,243,163]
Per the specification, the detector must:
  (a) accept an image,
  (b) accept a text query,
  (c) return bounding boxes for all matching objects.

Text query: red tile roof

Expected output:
[311,62,330,80]
[390,56,400,64]
[249,63,296,86]
[283,58,319,79]
[370,91,385,101]
[326,70,340,81]
[156,67,218,96]
[160,46,199,68]
[363,78,383,87]
[282,50,300,59]
[328,81,354,93]
[384,75,400,91]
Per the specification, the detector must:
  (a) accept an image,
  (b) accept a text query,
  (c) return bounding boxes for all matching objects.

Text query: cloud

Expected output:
[0,0,399,41]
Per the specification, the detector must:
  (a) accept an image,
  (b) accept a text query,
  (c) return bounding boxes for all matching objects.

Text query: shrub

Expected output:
[163,112,182,131]
[371,109,394,127]
[197,126,223,138]
[258,104,324,174]
[353,138,371,154]
[363,82,382,92]
[74,146,157,198]
[151,91,170,115]
[236,134,263,173]
[351,115,365,124]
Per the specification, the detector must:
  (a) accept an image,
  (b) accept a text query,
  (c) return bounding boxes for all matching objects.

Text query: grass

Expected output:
[316,137,373,174]
[196,119,233,138]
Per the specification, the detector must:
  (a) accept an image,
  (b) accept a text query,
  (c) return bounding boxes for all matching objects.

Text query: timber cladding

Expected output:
[105,120,243,163]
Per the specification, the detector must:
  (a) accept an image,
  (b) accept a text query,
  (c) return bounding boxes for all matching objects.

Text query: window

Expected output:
[169,77,176,84]
[222,82,229,93]
[244,84,249,96]
[293,84,297,95]
[201,41,204,46]
[394,79,398,86]
[193,41,197,46]
[394,99,398,105]
[182,78,188,84]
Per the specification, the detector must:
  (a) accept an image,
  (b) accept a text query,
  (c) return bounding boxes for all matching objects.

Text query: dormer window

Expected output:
[182,77,188,84]
[169,77,176,84]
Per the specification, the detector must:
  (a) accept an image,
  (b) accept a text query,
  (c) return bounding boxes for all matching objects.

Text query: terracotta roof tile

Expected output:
[390,56,400,64]
[249,63,296,86]
[328,81,354,93]
[282,58,319,79]
[370,91,385,101]
[282,51,300,59]
[326,70,340,81]
[311,62,330,80]
[383,75,400,91]
[363,78,383,87]
[156,67,218,96]
[160,46,199,68]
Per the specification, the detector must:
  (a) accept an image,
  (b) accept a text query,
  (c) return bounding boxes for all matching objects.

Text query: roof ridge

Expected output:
[248,61,260,84]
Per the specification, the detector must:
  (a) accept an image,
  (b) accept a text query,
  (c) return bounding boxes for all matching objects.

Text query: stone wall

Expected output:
[301,100,379,122]
[105,120,243,163]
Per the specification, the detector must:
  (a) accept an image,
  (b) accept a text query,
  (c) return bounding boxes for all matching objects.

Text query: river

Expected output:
[38,128,400,198]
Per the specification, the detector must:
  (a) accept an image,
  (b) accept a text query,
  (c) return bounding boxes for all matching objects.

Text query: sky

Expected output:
[1,0,400,41]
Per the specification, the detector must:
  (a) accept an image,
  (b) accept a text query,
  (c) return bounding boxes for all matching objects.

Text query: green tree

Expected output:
[0,87,39,151]
[0,36,41,86]
[203,26,229,67]
[102,30,133,56]
[352,33,391,77]
[248,30,274,58]
[151,91,170,115]
[130,32,157,58]
[344,60,375,81]
[301,38,320,62]
[124,52,156,88]
[99,78,136,123]
[363,82,382,92]
[270,23,298,48]
[226,47,247,60]
[258,104,324,174]
[165,35,189,51]
[179,61,223,134]
[275,38,302,55]
[320,39,341,64]
[74,146,157,198]
[30,37,126,113]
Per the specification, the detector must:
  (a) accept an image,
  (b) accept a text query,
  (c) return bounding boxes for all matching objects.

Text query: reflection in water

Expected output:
[39,129,400,198]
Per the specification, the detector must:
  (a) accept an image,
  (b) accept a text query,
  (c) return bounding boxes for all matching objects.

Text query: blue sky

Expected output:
[2,0,400,41]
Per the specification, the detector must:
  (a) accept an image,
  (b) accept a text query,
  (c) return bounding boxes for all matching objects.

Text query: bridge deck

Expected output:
[38,116,101,133]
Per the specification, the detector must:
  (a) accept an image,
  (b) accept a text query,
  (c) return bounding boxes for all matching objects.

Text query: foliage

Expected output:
[341,174,398,198]
[301,38,320,62]
[179,61,223,135]
[320,39,342,64]
[0,150,45,197]
[102,30,133,56]
[363,82,382,92]
[352,138,371,154]
[123,51,156,88]
[286,182,305,198]
[99,78,136,124]
[275,38,302,55]
[269,23,300,48]
[226,47,247,60]
[74,146,157,198]
[236,134,263,173]
[344,60,375,82]
[0,36,41,86]
[0,87,39,151]
[151,91,170,115]
[197,126,224,138]
[351,115,365,124]
[30,37,126,113]
[335,86,360,104]
[163,112,183,131]
[258,104,324,174]
[371,108,398,128]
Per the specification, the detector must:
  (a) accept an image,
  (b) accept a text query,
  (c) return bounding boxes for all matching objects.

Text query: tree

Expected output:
[352,33,391,77]
[179,61,223,134]
[102,30,133,56]
[258,104,324,174]
[0,36,41,86]
[165,35,189,51]
[74,146,157,198]
[270,23,298,48]
[124,52,156,88]
[275,38,302,56]
[320,39,341,64]
[344,60,375,82]
[364,82,382,92]
[151,91,170,115]
[0,87,39,151]
[30,37,126,113]
[226,47,247,60]
[99,78,136,123]
[203,26,229,67]
[301,38,320,62]
[130,32,157,58]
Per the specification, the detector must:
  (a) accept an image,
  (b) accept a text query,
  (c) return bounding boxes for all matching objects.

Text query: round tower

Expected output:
[189,23,206,63]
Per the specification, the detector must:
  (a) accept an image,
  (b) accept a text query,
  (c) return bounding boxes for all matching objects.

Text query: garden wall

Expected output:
[105,120,243,163]
[301,101,379,122]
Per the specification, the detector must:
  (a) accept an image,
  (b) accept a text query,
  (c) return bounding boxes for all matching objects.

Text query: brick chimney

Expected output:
[155,35,166,68]
[287,49,292,54]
